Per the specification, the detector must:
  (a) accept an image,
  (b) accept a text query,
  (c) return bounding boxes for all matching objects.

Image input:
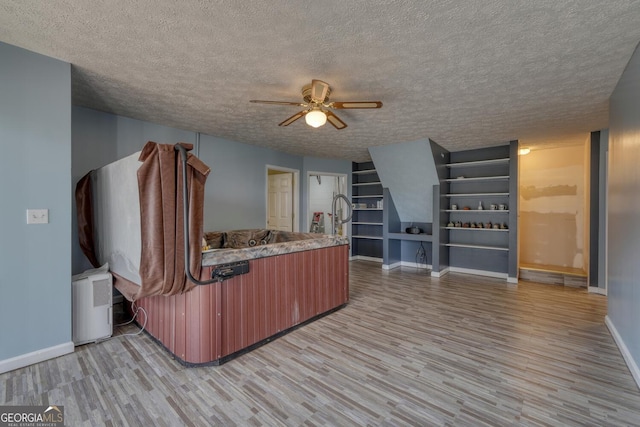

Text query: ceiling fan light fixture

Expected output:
[305,109,327,128]
[252,79,382,130]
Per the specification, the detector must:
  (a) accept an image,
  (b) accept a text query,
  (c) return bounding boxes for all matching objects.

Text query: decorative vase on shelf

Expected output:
[478,201,483,210]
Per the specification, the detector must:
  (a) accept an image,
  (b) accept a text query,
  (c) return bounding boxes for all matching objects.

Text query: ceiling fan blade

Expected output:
[330,101,383,109]
[250,100,306,106]
[325,111,347,130]
[310,80,330,103]
[278,111,307,127]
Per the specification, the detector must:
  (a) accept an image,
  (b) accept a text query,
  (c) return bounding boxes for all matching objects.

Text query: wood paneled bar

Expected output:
[135,243,349,365]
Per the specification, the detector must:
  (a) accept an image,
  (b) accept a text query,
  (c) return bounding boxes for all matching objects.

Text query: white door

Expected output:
[268,173,293,231]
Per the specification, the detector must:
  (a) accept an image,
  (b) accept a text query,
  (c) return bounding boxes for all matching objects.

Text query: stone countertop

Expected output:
[201,235,350,266]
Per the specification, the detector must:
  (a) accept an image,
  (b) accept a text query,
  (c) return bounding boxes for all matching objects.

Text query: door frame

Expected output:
[266,165,300,232]
[306,171,349,234]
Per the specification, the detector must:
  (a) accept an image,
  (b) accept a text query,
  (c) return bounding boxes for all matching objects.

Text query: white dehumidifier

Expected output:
[72,270,113,345]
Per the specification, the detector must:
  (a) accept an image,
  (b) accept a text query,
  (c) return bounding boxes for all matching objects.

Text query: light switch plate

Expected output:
[27,209,49,224]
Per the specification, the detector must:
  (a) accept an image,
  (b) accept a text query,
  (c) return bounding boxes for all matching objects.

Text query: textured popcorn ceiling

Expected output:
[2,1,640,161]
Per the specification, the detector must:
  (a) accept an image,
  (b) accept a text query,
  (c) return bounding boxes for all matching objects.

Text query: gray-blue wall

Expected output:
[0,43,72,361]
[608,41,640,383]
[369,139,439,223]
[198,134,303,232]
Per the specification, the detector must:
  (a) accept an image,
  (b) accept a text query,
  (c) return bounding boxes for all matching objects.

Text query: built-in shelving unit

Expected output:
[351,161,383,260]
[442,145,517,279]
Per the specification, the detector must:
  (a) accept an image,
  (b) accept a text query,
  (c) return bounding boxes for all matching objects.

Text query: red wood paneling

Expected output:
[136,245,349,364]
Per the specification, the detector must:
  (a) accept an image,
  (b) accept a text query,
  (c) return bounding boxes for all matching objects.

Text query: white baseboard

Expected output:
[431,267,512,282]
[448,266,508,280]
[0,341,74,374]
[449,266,508,279]
[431,267,450,278]
[588,286,607,295]
[382,261,402,270]
[605,315,640,390]
[350,255,383,263]
[383,261,432,270]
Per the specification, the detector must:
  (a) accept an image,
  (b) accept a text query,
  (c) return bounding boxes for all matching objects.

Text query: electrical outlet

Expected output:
[27,209,48,224]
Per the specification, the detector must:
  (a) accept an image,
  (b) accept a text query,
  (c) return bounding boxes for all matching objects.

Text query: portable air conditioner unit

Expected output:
[72,270,113,345]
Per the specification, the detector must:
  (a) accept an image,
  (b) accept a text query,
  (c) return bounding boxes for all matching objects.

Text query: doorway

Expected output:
[307,172,348,235]
[266,166,299,232]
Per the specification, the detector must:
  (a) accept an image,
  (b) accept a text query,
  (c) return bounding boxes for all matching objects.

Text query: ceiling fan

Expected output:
[250,79,382,130]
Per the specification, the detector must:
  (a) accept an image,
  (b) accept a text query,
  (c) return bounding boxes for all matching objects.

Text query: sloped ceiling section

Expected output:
[369,139,440,223]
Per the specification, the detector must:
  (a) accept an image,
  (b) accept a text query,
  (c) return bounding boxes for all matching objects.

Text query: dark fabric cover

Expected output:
[75,173,100,268]
[75,141,210,301]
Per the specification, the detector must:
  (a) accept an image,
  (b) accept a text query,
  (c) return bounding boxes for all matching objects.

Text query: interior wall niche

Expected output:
[518,137,590,274]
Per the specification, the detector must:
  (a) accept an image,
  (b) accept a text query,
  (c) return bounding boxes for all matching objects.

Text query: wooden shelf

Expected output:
[445,193,509,197]
[445,243,509,251]
[352,169,377,175]
[445,209,509,213]
[445,227,508,232]
[352,235,384,240]
[446,158,510,168]
[387,232,433,242]
[445,175,509,182]
[353,182,381,187]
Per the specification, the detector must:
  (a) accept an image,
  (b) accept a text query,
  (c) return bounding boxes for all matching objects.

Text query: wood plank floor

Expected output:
[2,260,640,426]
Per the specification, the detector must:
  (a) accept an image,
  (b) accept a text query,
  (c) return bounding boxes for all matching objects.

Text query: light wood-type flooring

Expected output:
[2,260,640,426]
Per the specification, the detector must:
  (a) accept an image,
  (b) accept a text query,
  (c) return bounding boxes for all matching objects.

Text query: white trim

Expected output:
[0,341,74,374]
[507,276,519,284]
[431,267,450,278]
[383,261,432,271]
[382,261,402,270]
[448,266,508,280]
[266,165,300,232]
[588,286,607,295]
[605,315,640,390]
[350,255,383,263]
